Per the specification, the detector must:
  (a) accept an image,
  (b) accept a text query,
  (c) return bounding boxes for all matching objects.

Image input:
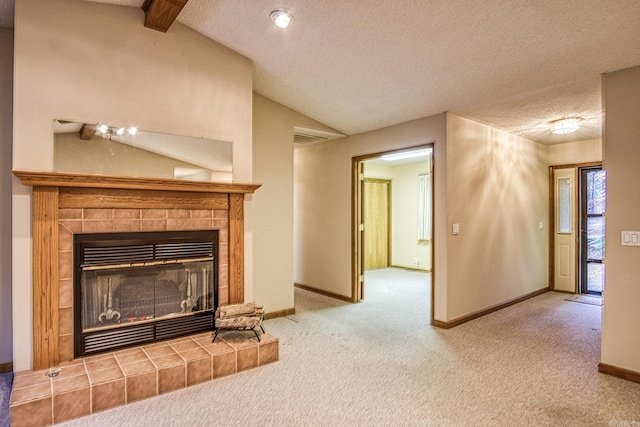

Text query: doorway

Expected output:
[352,145,434,306]
[579,166,606,295]
[550,163,604,294]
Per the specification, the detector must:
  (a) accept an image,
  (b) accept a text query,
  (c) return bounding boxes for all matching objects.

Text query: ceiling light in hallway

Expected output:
[550,117,581,135]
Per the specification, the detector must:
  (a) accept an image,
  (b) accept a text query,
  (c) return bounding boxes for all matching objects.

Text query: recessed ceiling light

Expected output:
[550,117,581,135]
[270,9,294,28]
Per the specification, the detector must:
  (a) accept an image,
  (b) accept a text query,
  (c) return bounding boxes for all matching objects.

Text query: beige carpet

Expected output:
[57,268,639,426]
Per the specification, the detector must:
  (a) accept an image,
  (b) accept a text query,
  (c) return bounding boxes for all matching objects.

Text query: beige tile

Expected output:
[126,371,157,403]
[10,382,51,405]
[83,220,114,233]
[143,344,177,359]
[218,285,229,305]
[212,351,236,378]
[167,209,190,219]
[58,334,74,363]
[59,279,73,308]
[141,219,167,231]
[236,345,259,372]
[53,387,91,423]
[56,360,86,376]
[91,378,125,413]
[59,224,73,251]
[191,334,216,348]
[202,341,235,356]
[52,373,89,394]
[88,367,124,385]
[12,369,51,389]
[84,209,113,220]
[167,218,193,230]
[218,243,229,266]
[114,209,141,219]
[151,353,184,369]
[217,225,229,244]
[59,208,83,220]
[113,219,141,232]
[158,364,186,394]
[10,396,52,427]
[190,218,214,229]
[171,339,202,353]
[85,355,120,373]
[191,209,213,219]
[59,307,73,335]
[259,340,279,365]
[120,359,155,376]
[60,219,83,233]
[141,209,167,219]
[187,357,212,386]
[219,260,229,281]
[115,348,150,365]
[213,209,229,219]
[222,332,260,349]
[59,251,73,280]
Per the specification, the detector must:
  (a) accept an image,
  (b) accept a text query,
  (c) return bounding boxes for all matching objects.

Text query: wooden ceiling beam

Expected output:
[141,0,189,33]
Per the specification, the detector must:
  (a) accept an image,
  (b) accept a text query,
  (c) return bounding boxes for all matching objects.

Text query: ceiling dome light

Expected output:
[270,9,294,28]
[550,117,581,135]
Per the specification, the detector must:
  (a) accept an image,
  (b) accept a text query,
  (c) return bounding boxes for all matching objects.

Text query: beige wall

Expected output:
[548,138,602,166]
[294,113,548,323]
[364,160,432,270]
[601,65,640,373]
[445,114,549,320]
[12,0,253,371]
[252,94,339,313]
[294,114,448,318]
[0,28,13,365]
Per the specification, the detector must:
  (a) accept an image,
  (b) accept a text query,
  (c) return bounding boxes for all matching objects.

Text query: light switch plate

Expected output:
[621,231,640,246]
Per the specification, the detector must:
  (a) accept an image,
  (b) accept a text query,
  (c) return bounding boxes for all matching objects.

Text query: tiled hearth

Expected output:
[10,331,278,426]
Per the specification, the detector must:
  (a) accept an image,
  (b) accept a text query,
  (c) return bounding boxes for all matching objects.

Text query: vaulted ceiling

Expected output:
[3,0,640,144]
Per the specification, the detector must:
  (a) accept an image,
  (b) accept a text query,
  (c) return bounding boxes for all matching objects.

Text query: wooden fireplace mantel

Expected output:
[12,170,261,194]
[13,170,261,370]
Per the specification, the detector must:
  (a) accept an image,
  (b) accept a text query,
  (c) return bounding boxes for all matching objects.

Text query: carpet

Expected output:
[9,270,640,426]
[0,372,12,427]
[565,294,603,306]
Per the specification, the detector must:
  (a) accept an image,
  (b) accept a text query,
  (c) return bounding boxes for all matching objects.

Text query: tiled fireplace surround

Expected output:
[10,171,277,426]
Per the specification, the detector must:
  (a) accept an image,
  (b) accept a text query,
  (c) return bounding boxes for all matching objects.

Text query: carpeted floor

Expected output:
[0,372,12,427]
[5,268,640,426]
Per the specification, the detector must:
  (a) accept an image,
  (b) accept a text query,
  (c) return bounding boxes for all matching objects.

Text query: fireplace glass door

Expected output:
[74,230,218,356]
[81,260,213,332]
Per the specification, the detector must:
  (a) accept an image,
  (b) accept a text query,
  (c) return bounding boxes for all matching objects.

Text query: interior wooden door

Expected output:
[363,178,390,270]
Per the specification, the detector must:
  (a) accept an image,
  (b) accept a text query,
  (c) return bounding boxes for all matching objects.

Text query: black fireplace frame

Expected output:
[73,229,219,357]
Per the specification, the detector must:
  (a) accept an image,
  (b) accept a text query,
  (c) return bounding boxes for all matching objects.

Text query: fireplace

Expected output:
[13,169,261,370]
[74,230,219,356]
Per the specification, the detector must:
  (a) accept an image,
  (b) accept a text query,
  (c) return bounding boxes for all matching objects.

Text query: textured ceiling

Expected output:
[4,0,640,144]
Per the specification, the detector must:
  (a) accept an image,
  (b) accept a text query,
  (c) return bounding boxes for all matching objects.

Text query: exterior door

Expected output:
[580,167,606,295]
[553,168,577,292]
[363,178,390,270]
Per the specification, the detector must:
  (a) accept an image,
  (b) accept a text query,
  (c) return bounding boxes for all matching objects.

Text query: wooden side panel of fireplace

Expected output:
[17,171,260,370]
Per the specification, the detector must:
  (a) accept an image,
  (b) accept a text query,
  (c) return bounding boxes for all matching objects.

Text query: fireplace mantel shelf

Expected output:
[13,170,261,194]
